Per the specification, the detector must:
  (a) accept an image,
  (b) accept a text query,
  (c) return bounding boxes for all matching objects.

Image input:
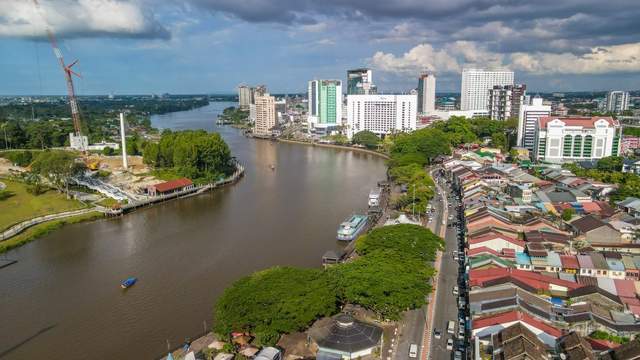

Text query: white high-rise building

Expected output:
[417,72,436,114]
[606,91,630,113]
[460,68,514,111]
[518,97,551,151]
[254,93,276,136]
[534,116,621,163]
[238,85,252,110]
[346,94,417,139]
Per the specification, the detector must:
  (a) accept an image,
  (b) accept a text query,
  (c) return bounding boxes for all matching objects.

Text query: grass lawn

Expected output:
[0,179,87,232]
[96,197,120,208]
[0,211,104,253]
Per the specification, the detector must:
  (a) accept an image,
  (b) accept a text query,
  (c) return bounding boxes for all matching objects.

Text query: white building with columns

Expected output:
[534,116,621,163]
[346,94,417,139]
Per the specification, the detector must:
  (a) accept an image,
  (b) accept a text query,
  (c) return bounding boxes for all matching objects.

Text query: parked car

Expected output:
[453,286,459,296]
[409,344,418,358]
[454,350,463,360]
[434,329,442,339]
[446,338,454,351]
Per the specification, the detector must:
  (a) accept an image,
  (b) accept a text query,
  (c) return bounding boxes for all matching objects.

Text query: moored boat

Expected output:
[121,277,137,289]
[368,189,381,207]
[336,214,368,241]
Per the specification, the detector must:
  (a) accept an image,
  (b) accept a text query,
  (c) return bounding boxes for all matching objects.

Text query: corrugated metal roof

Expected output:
[607,258,625,272]
[597,277,617,296]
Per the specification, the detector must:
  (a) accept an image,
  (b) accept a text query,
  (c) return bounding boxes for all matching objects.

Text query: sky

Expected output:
[1,0,639,95]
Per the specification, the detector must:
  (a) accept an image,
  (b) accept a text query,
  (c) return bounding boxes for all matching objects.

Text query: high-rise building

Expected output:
[534,116,621,163]
[488,84,526,121]
[606,91,630,113]
[417,72,436,114]
[254,85,267,98]
[460,68,514,111]
[518,97,551,151]
[347,68,377,95]
[308,79,343,131]
[238,85,252,110]
[254,93,276,136]
[346,94,417,139]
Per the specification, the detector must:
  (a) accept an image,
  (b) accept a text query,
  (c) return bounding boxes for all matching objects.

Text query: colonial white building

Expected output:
[534,116,621,163]
[346,94,417,139]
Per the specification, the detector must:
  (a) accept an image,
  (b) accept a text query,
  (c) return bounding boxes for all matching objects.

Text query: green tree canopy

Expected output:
[352,130,380,149]
[390,128,451,167]
[562,208,575,221]
[143,130,233,182]
[355,224,444,262]
[597,156,624,172]
[31,150,85,194]
[213,267,337,345]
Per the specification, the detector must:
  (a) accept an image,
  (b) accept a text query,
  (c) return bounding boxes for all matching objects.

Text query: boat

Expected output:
[121,277,137,289]
[336,214,368,241]
[368,189,381,208]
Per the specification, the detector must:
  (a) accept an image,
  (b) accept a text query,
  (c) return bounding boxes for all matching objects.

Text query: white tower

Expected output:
[120,113,128,170]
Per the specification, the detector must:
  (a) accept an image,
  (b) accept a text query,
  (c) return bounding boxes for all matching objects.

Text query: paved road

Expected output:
[429,174,464,360]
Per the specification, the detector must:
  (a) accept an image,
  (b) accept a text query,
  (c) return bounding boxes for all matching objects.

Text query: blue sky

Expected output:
[1,0,639,95]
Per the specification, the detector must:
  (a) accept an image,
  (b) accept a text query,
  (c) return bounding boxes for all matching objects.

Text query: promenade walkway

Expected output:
[0,207,97,241]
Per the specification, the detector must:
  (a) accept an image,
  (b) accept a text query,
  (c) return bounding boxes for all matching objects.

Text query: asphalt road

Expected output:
[394,172,446,360]
[429,176,464,360]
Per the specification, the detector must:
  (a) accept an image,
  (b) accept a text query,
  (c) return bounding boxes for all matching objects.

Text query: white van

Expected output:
[447,320,455,334]
[409,344,418,358]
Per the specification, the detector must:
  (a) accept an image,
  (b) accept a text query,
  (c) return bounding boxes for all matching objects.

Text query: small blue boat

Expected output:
[121,277,137,289]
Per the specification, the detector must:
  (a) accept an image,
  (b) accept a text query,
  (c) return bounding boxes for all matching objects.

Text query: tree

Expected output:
[102,147,115,156]
[213,267,337,346]
[352,130,380,149]
[31,150,85,196]
[597,156,624,172]
[562,208,575,221]
[390,128,451,167]
[355,224,444,262]
[491,132,508,152]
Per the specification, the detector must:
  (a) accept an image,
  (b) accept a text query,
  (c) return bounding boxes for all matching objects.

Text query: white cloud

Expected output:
[0,0,168,39]
[315,38,335,46]
[300,22,327,33]
[510,42,640,74]
[369,43,461,75]
[371,41,640,77]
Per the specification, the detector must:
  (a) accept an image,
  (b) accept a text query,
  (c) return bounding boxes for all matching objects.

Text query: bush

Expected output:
[102,147,115,156]
[0,190,14,200]
[0,150,35,166]
[352,130,380,149]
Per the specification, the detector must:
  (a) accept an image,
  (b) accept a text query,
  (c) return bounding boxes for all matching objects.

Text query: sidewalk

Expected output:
[0,208,97,241]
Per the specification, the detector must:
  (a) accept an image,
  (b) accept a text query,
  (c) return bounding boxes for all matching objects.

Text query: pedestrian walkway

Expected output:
[0,208,96,241]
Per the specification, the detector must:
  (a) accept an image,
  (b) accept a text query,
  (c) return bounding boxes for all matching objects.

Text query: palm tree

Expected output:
[0,122,8,149]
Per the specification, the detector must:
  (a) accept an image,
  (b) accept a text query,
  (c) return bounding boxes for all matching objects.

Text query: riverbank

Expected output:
[276,138,391,160]
[0,211,104,254]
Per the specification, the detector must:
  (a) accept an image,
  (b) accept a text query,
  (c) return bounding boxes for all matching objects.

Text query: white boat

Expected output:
[368,189,381,207]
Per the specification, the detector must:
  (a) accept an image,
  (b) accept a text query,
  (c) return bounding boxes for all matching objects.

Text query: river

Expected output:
[0,102,387,360]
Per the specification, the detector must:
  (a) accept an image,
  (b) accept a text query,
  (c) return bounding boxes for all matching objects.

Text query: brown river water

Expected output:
[0,103,386,359]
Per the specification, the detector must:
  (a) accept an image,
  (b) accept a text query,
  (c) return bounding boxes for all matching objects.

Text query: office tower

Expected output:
[518,97,551,151]
[534,116,621,163]
[606,91,630,113]
[238,85,252,110]
[417,72,436,113]
[346,94,417,139]
[254,93,276,136]
[488,84,526,121]
[308,79,343,131]
[347,68,377,95]
[460,68,514,111]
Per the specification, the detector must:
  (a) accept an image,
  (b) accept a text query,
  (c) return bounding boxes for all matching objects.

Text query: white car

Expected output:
[453,286,459,296]
[446,338,454,351]
[434,329,442,339]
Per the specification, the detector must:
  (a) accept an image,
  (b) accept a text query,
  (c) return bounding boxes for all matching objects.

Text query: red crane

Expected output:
[32,0,83,138]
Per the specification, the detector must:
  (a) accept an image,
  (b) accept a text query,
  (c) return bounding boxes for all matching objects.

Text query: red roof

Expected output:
[152,178,193,193]
[539,116,618,129]
[560,255,579,269]
[581,202,602,214]
[614,279,637,298]
[587,338,619,351]
[469,268,582,290]
[472,311,563,338]
[468,247,501,258]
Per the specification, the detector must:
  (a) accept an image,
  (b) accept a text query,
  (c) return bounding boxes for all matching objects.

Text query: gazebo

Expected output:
[310,313,383,359]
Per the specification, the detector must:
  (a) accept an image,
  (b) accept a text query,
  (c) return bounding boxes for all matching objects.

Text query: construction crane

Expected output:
[32,0,83,140]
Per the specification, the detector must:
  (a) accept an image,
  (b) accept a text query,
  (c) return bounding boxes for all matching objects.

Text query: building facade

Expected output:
[517,97,551,151]
[307,79,343,131]
[534,116,621,163]
[606,91,630,114]
[346,68,377,95]
[254,93,276,136]
[460,68,514,111]
[346,94,417,139]
[488,84,526,121]
[238,85,252,110]
[417,72,436,114]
